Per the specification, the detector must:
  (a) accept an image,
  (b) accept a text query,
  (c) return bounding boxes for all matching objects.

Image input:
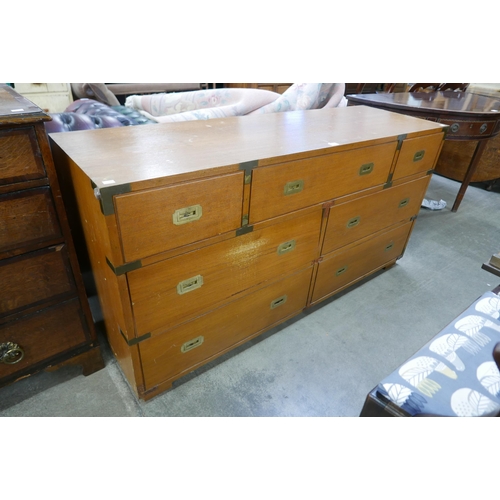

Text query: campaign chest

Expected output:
[0,85,103,389]
[49,105,446,400]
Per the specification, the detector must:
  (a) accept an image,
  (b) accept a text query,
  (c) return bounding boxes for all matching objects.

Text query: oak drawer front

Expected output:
[322,176,430,254]
[249,141,397,223]
[312,222,412,303]
[139,267,313,390]
[392,133,443,180]
[115,172,244,262]
[0,245,75,318]
[128,209,322,336]
[0,187,61,254]
[0,128,46,185]
[0,299,89,380]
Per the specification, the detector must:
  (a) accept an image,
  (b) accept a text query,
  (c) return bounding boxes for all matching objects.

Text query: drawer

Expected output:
[0,245,75,318]
[128,208,322,336]
[322,176,430,255]
[115,172,244,262]
[0,128,46,185]
[0,298,89,380]
[0,187,62,255]
[392,133,443,181]
[139,267,313,390]
[249,141,397,223]
[312,221,413,303]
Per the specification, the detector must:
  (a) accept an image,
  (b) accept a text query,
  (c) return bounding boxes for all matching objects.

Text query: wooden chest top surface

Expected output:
[49,105,446,190]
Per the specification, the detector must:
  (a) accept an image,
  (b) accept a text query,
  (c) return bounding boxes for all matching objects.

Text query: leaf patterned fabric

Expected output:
[377,291,500,416]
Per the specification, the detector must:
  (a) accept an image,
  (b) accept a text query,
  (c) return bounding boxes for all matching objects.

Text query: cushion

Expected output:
[376,291,500,416]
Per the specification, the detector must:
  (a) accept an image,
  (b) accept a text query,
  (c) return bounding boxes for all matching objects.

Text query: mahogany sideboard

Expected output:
[0,85,104,390]
[49,105,447,400]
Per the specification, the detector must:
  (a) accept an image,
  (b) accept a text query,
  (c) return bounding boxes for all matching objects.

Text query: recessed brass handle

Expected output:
[385,241,394,252]
[398,198,410,209]
[284,180,304,196]
[270,295,288,309]
[181,336,204,353]
[346,216,361,228]
[413,150,425,162]
[172,204,203,225]
[177,275,204,295]
[359,163,374,176]
[336,265,348,276]
[0,342,25,365]
[277,239,296,255]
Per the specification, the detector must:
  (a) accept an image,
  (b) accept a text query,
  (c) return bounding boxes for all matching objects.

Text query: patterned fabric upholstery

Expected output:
[376,291,500,416]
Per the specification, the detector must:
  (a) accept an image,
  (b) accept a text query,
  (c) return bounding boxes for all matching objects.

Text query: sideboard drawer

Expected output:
[393,133,443,180]
[0,128,46,185]
[0,245,75,318]
[249,141,397,222]
[139,267,313,390]
[312,221,413,303]
[128,208,322,336]
[322,176,430,254]
[0,187,61,255]
[0,298,90,379]
[115,172,244,261]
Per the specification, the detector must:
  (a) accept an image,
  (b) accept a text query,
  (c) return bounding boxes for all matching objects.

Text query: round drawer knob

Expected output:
[450,123,460,133]
[0,342,25,365]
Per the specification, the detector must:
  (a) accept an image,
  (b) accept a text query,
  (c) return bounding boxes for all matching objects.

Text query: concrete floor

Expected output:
[1,174,499,417]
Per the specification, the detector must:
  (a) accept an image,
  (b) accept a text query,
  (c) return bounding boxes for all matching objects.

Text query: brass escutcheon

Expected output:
[172,204,203,225]
[346,216,361,228]
[398,198,410,208]
[359,163,374,176]
[336,265,348,276]
[0,342,24,365]
[413,150,425,162]
[284,180,304,196]
[181,336,204,353]
[270,295,288,309]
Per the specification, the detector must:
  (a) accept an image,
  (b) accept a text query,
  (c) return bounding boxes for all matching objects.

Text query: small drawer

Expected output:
[0,187,62,255]
[139,267,313,390]
[128,208,322,336]
[392,133,443,181]
[0,128,46,185]
[0,245,75,318]
[115,172,244,262]
[249,141,397,223]
[312,221,413,304]
[322,176,430,254]
[0,298,89,380]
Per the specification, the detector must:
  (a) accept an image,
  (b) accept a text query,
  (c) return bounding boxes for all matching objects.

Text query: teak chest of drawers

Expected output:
[0,85,103,389]
[49,105,447,400]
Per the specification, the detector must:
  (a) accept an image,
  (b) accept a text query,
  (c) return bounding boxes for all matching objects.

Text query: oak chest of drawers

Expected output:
[49,105,447,400]
[0,85,104,389]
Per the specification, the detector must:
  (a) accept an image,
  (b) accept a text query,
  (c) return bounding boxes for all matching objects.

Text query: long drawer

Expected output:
[0,187,61,255]
[139,267,313,390]
[322,176,430,255]
[127,208,322,336]
[0,127,46,185]
[0,244,75,318]
[312,221,413,304]
[0,298,90,379]
[249,141,397,222]
[115,171,244,261]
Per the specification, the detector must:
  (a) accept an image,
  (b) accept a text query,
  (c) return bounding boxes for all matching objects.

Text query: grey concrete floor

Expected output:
[1,174,499,417]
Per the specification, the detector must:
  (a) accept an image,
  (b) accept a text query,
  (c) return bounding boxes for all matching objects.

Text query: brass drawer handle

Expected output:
[284,180,304,195]
[270,295,288,309]
[336,265,348,276]
[398,197,410,208]
[277,239,296,255]
[346,216,361,228]
[181,336,204,353]
[385,241,394,252]
[0,342,25,365]
[177,275,204,295]
[359,162,374,176]
[172,204,203,225]
[413,150,425,162]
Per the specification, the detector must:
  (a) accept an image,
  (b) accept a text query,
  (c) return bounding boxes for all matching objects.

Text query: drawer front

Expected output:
[0,299,89,380]
[249,141,397,223]
[392,133,443,181]
[322,176,430,254]
[139,267,313,390]
[128,208,322,336]
[0,128,46,185]
[0,245,75,318]
[312,222,413,303]
[115,172,244,262]
[0,187,62,255]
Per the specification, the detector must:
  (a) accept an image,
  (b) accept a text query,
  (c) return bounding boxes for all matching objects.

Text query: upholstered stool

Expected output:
[360,288,500,417]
